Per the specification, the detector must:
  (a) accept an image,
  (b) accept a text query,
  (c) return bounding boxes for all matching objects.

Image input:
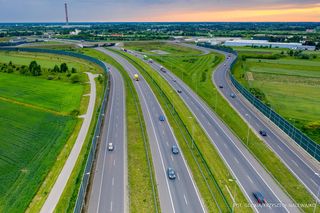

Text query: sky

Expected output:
[0,0,319,22]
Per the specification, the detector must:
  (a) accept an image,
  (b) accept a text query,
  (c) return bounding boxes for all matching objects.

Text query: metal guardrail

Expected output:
[0,47,111,212]
[117,50,232,212]
[197,43,320,162]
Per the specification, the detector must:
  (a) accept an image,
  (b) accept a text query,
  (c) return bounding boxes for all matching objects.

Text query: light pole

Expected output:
[228,178,237,213]
[314,173,320,213]
[245,114,250,146]
[188,116,195,149]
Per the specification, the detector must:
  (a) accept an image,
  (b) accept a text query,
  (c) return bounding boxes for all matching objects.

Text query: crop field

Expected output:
[0,51,88,212]
[234,48,320,144]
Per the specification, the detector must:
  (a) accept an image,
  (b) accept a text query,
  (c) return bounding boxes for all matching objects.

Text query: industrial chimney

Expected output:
[65,3,69,25]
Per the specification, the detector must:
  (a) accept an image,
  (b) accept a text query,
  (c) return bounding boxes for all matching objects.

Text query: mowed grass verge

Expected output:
[112,48,252,213]
[135,42,317,212]
[77,48,160,213]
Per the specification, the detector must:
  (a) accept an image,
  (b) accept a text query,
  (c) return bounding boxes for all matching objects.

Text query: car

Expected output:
[173,79,176,82]
[253,192,266,204]
[230,93,236,98]
[167,168,176,179]
[172,145,179,154]
[224,63,226,66]
[159,115,165,121]
[259,130,267,136]
[219,85,224,88]
[177,89,182,93]
[108,143,114,151]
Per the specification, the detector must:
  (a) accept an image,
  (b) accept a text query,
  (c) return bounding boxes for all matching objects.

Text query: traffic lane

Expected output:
[87,65,126,213]
[129,51,295,212]
[214,54,320,198]
[102,48,205,213]
[130,60,205,213]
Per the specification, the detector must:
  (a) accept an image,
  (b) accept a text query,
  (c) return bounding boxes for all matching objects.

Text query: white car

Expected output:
[108,143,114,151]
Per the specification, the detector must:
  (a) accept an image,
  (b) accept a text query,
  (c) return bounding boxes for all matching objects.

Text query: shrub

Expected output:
[47,75,54,80]
[70,73,80,83]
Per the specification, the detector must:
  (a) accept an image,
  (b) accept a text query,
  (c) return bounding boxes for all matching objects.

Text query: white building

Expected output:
[224,39,315,51]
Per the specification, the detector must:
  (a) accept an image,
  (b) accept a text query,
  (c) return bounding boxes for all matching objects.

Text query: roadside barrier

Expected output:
[197,43,320,162]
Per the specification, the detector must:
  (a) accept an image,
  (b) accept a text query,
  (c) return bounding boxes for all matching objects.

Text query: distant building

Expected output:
[224,39,315,51]
[70,29,81,35]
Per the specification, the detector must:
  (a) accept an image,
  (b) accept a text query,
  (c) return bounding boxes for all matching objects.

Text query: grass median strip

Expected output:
[135,42,317,212]
[112,48,252,213]
[78,48,160,213]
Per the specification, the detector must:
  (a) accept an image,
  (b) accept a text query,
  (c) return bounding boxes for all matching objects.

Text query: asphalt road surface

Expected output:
[183,43,320,203]
[87,62,127,213]
[127,48,300,213]
[100,47,206,213]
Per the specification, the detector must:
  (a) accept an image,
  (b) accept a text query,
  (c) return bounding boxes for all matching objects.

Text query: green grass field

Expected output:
[234,48,320,144]
[124,41,202,55]
[0,51,92,212]
[124,42,318,212]
[0,74,83,113]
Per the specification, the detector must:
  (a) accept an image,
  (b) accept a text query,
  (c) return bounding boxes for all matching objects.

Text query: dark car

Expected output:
[172,145,179,154]
[259,130,267,136]
[167,168,176,180]
[159,115,165,121]
[253,192,266,204]
[219,85,224,88]
[177,89,182,93]
[230,93,236,98]
[173,79,176,82]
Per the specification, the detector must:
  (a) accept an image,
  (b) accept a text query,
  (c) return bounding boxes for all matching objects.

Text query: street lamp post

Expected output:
[314,173,320,213]
[245,114,250,146]
[189,116,195,149]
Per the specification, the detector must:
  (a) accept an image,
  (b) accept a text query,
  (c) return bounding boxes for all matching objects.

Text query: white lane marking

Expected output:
[96,72,115,213]
[277,144,284,151]
[113,159,116,166]
[177,173,180,181]
[234,157,240,164]
[112,177,115,186]
[171,155,174,162]
[247,175,254,184]
[184,194,188,205]
[166,141,169,146]
[292,161,299,168]
[110,201,113,212]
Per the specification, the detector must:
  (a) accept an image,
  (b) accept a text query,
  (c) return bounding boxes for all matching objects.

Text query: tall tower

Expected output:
[65,3,69,25]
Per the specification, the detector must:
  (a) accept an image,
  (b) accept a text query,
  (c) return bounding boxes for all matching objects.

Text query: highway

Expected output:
[184,43,320,202]
[99,48,205,213]
[126,47,300,212]
[87,63,127,213]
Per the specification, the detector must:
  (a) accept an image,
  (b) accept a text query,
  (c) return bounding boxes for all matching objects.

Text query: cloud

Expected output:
[0,0,319,22]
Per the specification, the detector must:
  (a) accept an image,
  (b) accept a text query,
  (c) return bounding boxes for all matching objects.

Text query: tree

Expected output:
[60,63,68,73]
[29,61,42,76]
[71,67,77,73]
[53,65,60,73]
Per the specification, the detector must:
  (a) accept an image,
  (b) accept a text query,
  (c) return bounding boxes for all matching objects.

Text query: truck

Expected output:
[134,74,139,81]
